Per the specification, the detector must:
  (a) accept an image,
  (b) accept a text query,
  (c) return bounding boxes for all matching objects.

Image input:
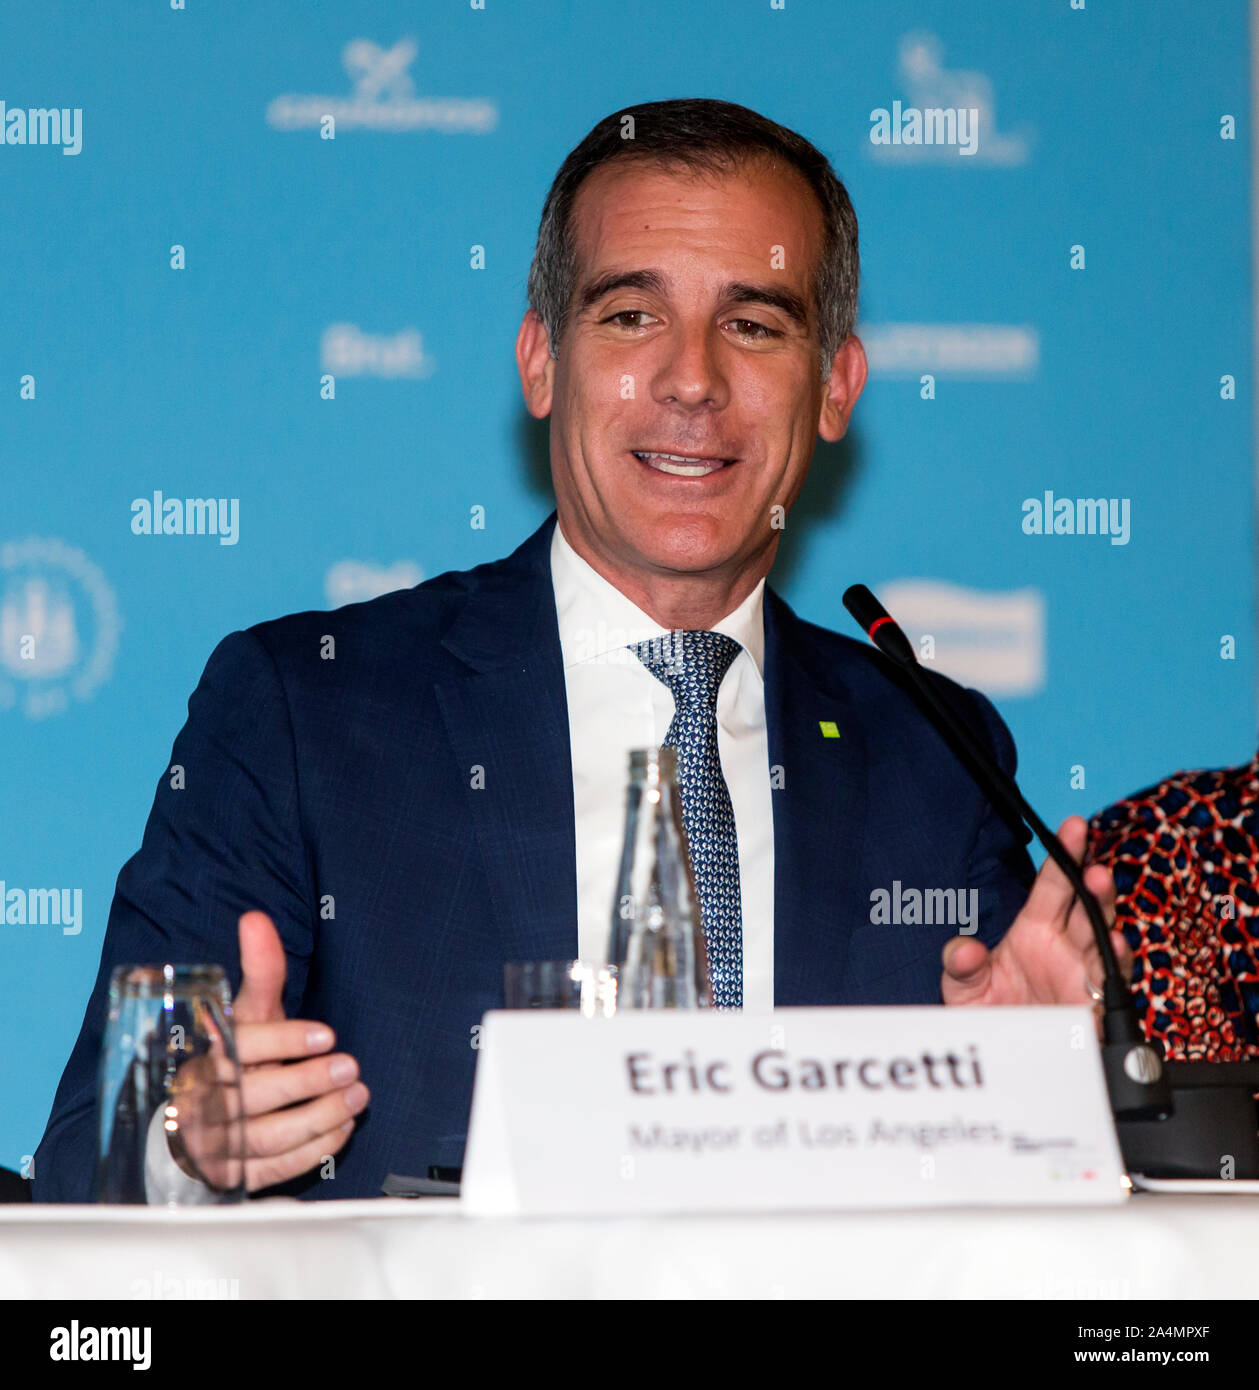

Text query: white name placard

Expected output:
[461,1006,1128,1216]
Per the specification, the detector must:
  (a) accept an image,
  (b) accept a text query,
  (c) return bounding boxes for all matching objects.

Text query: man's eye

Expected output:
[728,319,780,340]
[601,311,780,340]
[605,310,655,329]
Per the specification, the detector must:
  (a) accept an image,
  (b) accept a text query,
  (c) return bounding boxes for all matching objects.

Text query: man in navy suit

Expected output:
[35,98,1128,1202]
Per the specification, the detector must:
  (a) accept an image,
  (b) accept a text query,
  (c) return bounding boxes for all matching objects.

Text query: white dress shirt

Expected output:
[550,520,775,1011]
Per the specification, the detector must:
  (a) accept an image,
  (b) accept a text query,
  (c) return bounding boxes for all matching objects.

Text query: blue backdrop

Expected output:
[1,0,1254,1171]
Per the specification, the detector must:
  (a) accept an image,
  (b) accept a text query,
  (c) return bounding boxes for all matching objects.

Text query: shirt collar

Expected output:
[550,519,765,678]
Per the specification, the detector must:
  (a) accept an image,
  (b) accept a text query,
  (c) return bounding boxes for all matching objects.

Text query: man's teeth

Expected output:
[634,451,729,477]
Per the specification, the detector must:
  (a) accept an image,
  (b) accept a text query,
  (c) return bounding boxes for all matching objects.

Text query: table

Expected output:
[1,1194,1257,1299]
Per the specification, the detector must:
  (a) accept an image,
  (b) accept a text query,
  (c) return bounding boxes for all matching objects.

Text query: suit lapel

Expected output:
[764,589,868,1005]
[435,514,579,965]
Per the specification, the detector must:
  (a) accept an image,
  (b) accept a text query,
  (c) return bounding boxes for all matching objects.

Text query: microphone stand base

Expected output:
[1116,1062,1259,1179]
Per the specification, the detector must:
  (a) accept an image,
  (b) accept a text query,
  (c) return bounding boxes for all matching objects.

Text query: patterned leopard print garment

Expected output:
[1087,752,1259,1061]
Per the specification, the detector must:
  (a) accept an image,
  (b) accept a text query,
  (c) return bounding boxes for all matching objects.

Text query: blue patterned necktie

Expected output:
[629,630,743,1009]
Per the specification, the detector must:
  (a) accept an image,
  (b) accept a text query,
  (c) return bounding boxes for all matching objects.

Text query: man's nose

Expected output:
[652,323,731,409]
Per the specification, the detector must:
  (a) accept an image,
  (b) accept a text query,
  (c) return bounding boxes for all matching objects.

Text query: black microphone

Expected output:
[842,583,1171,1122]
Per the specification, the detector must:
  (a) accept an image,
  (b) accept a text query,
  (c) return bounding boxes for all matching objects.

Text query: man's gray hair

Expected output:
[526,98,859,381]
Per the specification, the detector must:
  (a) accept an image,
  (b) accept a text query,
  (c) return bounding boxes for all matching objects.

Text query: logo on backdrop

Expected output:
[868,31,1031,166]
[266,37,497,133]
[325,559,424,607]
[320,324,436,379]
[857,323,1039,381]
[876,579,1046,698]
[0,538,120,719]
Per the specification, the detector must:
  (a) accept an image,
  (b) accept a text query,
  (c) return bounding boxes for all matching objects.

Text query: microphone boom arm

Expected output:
[843,584,1170,1120]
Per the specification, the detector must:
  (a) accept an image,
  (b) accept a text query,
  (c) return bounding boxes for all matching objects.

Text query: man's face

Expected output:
[518,156,866,596]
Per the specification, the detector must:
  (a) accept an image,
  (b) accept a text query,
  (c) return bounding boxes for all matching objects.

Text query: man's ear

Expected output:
[516,308,556,419]
[818,335,868,444]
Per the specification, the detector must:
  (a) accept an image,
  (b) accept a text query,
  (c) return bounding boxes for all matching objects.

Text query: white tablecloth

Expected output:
[1,1193,1256,1299]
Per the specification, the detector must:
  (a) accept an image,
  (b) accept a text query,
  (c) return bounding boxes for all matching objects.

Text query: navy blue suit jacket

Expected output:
[35,514,1035,1201]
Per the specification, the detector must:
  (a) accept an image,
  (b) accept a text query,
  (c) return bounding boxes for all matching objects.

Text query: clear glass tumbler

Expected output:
[96,964,246,1204]
[503,960,617,1016]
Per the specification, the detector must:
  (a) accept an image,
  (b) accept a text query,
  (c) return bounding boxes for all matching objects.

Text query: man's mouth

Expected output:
[631,450,737,478]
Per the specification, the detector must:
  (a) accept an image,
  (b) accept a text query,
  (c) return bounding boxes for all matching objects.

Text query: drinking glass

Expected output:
[96,964,246,1204]
[503,960,617,1016]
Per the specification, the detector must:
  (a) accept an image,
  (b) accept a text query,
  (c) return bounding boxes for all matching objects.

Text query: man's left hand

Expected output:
[941,815,1132,1006]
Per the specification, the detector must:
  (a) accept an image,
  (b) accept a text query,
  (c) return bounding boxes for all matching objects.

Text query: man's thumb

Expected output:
[941,936,991,1003]
[233,910,287,1023]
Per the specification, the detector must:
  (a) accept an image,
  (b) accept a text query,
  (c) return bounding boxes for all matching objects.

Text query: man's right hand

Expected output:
[174,909,368,1193]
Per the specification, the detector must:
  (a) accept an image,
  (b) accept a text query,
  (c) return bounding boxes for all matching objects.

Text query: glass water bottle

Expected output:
[606,746,712,1008]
